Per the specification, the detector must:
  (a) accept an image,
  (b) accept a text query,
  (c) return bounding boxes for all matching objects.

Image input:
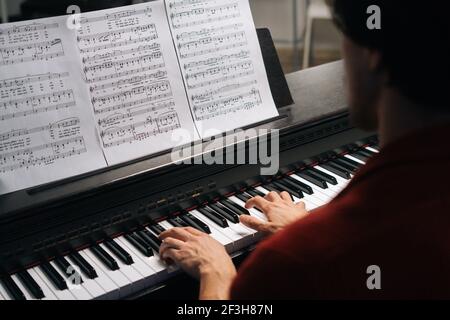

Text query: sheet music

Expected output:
[165,0,278,137]
[75,2,199,165]
[0,17,106,195]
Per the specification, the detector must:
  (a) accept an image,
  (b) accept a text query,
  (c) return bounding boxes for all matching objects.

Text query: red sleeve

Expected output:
[230,246,315,300]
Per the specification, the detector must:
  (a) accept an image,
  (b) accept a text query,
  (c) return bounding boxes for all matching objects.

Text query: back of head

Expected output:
[328,0,449,109]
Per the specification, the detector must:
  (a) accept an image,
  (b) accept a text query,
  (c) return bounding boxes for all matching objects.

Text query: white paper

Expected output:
[75,2,200,165]
[0,17,106,195]
[165,0,279,137]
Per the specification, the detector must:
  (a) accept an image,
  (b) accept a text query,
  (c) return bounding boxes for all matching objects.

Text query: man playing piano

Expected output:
[159,0,450,299]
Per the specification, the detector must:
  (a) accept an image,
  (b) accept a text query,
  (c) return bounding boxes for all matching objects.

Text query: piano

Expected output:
[0,60,378,300]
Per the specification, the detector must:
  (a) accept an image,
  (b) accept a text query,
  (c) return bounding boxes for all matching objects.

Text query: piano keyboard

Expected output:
[0,143,379,300]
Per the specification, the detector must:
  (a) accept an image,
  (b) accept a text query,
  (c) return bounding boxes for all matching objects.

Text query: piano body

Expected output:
[0,60,378,300]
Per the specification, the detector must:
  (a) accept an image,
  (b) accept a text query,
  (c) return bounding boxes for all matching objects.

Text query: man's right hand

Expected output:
[242,191,309,235]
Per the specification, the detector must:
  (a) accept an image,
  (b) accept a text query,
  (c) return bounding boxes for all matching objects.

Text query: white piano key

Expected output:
[98,243,144,290]
[49,260,91,300]
[34,266,76,300]
[79,250,124,299]
[365,146,379,153]
[345,154,366,165]
[11,274,35,300]
[158,220,174,232]
[28,268,58,300]
[0,280,11,300]
[228,196,268,222]
[63,255,105,300]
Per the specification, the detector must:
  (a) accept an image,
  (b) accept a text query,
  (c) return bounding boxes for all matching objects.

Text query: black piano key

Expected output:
[54,256,83,284]
[356,149,374,158]
[320,163,351,179]
[330,158,357,173]
[181,213,211,234]
[337,156,361,170]
[17,270,45,299]
[235,192,251,203]
[90,244,119,271]
[148,223,166,236]
[104,239,134,265]
[197,207,229,228]
[271,181,299,200]
[262,183,281,193]
[167,216,189,228]
[209,203,240,223]
[296,171,328,189]
[41,262,68,290]
[124,233,154,257]
[284,176,314,194]
[362,148,377,156]
[2,275,26,300]
[70,251,98,279]
[219,198,250,215]
[246,188,265,198]
[370,145,380,151]
[349,151,370,162]
[307,167,338,185]
[139,229,162,252]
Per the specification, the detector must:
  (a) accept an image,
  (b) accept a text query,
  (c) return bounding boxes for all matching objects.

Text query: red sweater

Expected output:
[230,125,450,299]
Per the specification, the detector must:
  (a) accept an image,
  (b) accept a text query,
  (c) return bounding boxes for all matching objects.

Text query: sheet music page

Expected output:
[75,2,199,165]
[165,0,279,137]
[0,17,106,195]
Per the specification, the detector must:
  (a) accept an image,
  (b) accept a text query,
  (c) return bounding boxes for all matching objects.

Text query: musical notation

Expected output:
[0,21,65,66]
[0,73,76,121]
[0,117,87,173]
[76,3,188,155]
[167,0,278,129]
[193,88,262,120]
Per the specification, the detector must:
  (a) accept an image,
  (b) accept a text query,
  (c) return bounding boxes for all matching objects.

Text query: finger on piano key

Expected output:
[80,249,130,298]
[28,268,58,300]
[35,265,76,300]
[255,185,319,211]
[228,195,268,222]
[49,260,91,300]
[17,270,45,300]
[206,205,257,239]
[1,275,25,300]
[62,256,105,299]
[76,251,119,299]
[188,210,235,248]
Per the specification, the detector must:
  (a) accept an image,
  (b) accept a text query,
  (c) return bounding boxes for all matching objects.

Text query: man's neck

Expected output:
[377,89,450,148]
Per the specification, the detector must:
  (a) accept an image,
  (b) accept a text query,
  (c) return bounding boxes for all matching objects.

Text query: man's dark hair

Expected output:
[329,0,449,108]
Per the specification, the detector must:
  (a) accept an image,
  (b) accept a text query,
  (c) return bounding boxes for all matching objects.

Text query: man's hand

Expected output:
[242,191,309,235]
[159,227,236,300]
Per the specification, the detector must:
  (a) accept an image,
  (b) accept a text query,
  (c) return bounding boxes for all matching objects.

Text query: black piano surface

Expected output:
[0,61,377,300]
